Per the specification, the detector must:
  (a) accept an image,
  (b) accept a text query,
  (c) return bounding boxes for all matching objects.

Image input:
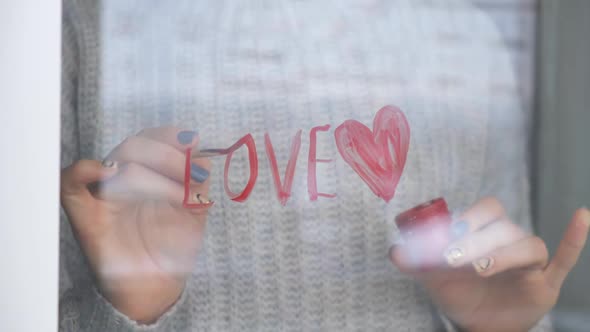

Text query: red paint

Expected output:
[308,125,337,201]
[265,130,302,205]
[182,147,215,209]
[223,133,259,202]
[334,105,410,202]
[181,105,411,207]
[395,198,452,268]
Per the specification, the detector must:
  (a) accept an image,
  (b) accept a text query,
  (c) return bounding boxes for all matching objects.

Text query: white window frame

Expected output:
[0,1,61,331]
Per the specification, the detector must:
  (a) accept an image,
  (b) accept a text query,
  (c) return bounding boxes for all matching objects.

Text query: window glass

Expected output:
[58,1,589,331]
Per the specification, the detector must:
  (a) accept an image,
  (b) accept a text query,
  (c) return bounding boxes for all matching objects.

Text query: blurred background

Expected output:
[534,1,590,331]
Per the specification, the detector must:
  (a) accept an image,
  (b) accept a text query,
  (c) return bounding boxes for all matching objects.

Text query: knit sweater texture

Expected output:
[59,0,551,330]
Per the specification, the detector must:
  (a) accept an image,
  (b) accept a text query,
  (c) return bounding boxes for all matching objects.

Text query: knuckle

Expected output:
[532,236,549,260]
[484,196,506,216]
[68,160,90,178]
[481,196,506,216]
[479,196,497,205]
[554,254,574,272]
[123,162,142,175]
[69,159,85,171]
[563,238,584,252]
[60,160,96,195]
[161,148,180,164]
[62,163,78,179]
[115,136,145,158]
[503,219,525,235]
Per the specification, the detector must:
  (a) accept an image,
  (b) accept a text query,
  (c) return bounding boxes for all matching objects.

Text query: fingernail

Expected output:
[194,193,213,204]
[443,247,464,266]
[101,159,118,168]
[177,130,198,145]
[190,163,209,183]
[450,220,469,239]
[473,257,494,273]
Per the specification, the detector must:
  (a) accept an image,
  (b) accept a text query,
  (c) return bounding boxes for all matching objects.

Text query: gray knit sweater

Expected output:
[58,0,551,331]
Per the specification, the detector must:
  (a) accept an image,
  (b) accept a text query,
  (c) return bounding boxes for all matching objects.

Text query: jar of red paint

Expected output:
[395,197,453,268]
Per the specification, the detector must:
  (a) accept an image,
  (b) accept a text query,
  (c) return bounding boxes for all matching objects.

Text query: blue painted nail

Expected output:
[177,130,198,145]
[450,220,469,239]
[190,163,209,183]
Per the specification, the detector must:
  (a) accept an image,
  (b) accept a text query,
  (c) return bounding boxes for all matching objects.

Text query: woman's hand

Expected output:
[61,126,212,324]
[390,197,590,332]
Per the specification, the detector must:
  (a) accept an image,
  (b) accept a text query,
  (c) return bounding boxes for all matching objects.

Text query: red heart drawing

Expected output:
[334,105,410,202]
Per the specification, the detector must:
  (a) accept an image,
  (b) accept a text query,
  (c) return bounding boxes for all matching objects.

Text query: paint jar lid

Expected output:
[395,197,450,232]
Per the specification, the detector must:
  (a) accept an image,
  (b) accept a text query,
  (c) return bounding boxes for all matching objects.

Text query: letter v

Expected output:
[264,130,302,206]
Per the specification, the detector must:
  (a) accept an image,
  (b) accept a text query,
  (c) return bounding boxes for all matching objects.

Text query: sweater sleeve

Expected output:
[58,1,195,331]
[59,279,193,332]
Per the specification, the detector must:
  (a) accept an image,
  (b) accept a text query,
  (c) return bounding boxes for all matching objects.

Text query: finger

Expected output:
[442,218,528,267]
[472,236,549,277]
[389,245,421,275]
[61,159,118,198]
[136,126,199,151]
[389,245,473,283]
[138,128,211,172]
[134,127,212,190]
[107,135,210,184]
[456,197,507,233]
[545,208,590,290]
[99,162,187,207]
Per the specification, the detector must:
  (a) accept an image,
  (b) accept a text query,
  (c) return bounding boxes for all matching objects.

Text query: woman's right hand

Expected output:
[61,126,213,324]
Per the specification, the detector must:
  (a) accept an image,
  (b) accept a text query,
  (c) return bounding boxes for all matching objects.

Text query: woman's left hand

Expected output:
[390,197,590,332]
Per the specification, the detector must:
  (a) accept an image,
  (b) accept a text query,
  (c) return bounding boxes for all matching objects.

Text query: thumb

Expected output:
[545,207,590,290]
[61,159,118,199]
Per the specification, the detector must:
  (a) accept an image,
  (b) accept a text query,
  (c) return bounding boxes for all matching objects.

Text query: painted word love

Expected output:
[183,105,411,208]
